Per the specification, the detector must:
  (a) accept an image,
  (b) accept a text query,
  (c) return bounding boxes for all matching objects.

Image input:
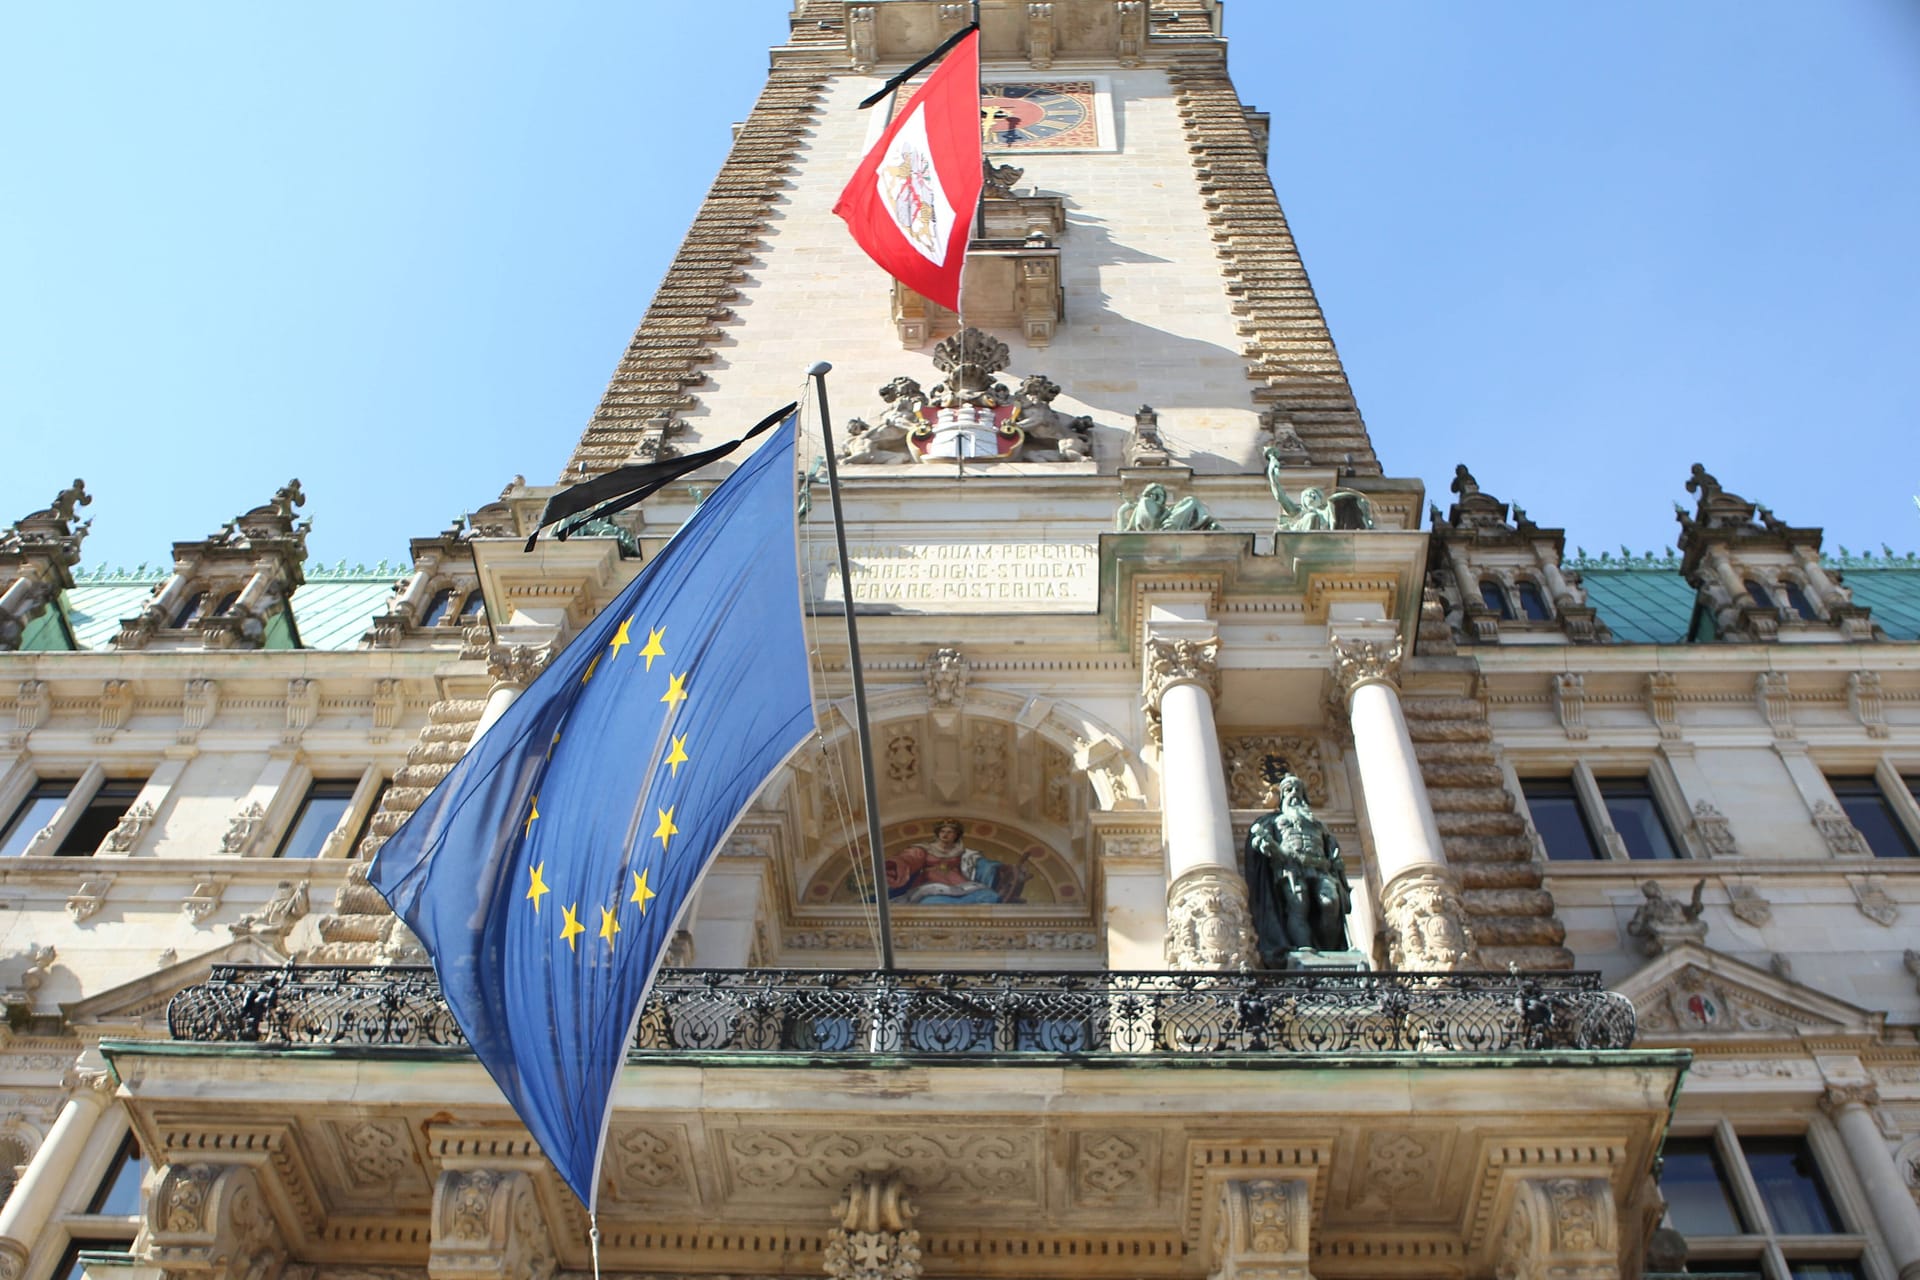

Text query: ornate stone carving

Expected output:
[67,877,113,923]
[12,678,49,745]
[102,799,157,853]
[824,1172,922,1280]
[182,677,220,744]
[1625,879,1707,956]
[1551,673,1587,740]
[1691,801,1738,858]
[1723,878,1771,927]
[847,4,877,72]
[146,1162,287,1280]
[885,730,919,792]
[183,879,224,923]
[1010,375,1093,461]
[610,1125,686,1194]
[1211,1178,1311,1280]
[1258,409,1311,467]
[0,479,90,652]
[1025,2,1055,69]
[1645,671,1681,738]
[1143,637,1220,711]
[1495,1176,1617,1280]
[1380,867,1478,971]
[230,880,311,949]
[1124,404,1171,467]
[1164,866,1255,972]
[843,330,1091,464]
[1330,636,1402,697]
[486,643,550,688]
[222,801,269,855]
[1813,800,1872,857]
[722,1129,1035,1198]
[1072,1131,1152,1203]
[1755,672,1793,738]
[1222,736,1327,810]
[338,1118,410,1191]
[1819,1082,1882,1116]
[285,677,319,743]
[430,1168,556,1280]
[1117,483,1220,531]
[1848,874,1898,927]
[371,677,403,741]
[923,647,968,708]
[1847,671,1889,738]
[97,677,134,741]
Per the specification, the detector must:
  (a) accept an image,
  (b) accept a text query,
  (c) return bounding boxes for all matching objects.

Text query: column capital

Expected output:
[825,1171,923,1280]
[1820,1081,1882,1115]
[1330,634,1402,698]
[63,1061,116,1107]
[486,642,552,689]
[1143,634,1220,714]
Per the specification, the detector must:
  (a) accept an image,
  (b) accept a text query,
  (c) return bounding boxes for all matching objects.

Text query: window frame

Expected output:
[1516,758,1698,862]
[1823,771,1920,859]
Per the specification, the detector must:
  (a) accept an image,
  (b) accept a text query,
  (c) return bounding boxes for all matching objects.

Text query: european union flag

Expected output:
[369,414,814,1209]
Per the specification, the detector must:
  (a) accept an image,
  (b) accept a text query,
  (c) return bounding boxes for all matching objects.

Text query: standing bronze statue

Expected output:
[1244,765,1353,967]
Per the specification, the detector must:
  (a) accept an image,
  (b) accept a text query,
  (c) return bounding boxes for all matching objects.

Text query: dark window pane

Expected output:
[1516,581,1552,621]
[1789,1264,1865,1280]
[1743,1136,1843,1235]
[170,592,205,628]
[1599,778,1681,860]
[421,588,454,627]
[87,1134,146,1216]
[213,591,241,617]
[55,781,142,858]
[1783,582,1819,621]
[1827,777,1917,858]
[277,780,360,859]
[1660,1136,1749,1236]
[56,1244,86,1280]
[1521,778,1603,860]
[459,589,486,621]
[1480,581,1514,619]
[1744,579,1774,609]
[1,782,73,857]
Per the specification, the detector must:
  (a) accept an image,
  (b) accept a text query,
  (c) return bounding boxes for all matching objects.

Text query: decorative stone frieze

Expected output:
[1424,466,1607,645]
[1380,866,1477,971]
[0,478,90,651]
[97,677,134,741]
[1330,636,1401,697]
[427,1169,555,1280]
[1210,1177,1312,1280]
[1144,637,1221,710]
[1644,672,1681,739]
[923,647,968,708]
[285,678,319,743]
[1494,1175,1619,1280]
[1848,874,1899,928]
[222,801,269,855]
[1164,866,1256,972]
[1691,801,1738,858]
[102,800,157,854]
[1813,801,1872,857]
[1755,672,1793,739]
[824,1171,922,1280]
[12,678,48,746]
[1221,736,1328,810]
[1552,673,1588,740]
[1124,404,1172,467]
[67,877,112,923]
[1849,671,1890,738]
[145,1162,288,1280]
[182,677,220,744]
[1625,880,1707,956]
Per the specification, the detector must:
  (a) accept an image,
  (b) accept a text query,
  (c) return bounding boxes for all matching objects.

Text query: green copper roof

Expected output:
[46,562,401,652]
[1575,564,1920,644]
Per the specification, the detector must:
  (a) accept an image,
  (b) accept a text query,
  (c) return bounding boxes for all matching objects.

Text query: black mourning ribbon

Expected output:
[857,22,980,110]
[524,401,797,552]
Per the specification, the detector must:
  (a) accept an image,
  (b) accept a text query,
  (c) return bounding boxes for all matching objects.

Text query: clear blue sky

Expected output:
[4,2,1916,572]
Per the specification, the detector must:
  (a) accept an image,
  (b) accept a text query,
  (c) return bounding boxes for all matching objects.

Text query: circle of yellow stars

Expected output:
[520,614,687,954]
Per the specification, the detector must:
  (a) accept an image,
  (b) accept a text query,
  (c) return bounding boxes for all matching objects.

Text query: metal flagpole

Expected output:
[806,362,897,971]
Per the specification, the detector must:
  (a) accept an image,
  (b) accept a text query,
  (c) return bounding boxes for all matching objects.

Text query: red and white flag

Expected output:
[833,30,983,314]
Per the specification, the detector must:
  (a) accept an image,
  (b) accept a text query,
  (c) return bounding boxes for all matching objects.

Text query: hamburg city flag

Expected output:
[369,414,814,1210]
[833,28,983,312]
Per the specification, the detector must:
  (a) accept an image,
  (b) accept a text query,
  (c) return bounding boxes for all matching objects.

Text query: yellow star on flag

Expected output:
[547,730,560,760]
[559,904,585,952]
[653,806,679,852]
[661,671,689,707]
[526,862,549,913]
[630,868,656,914]
[665,734,689,778]
[638,626,666,671]
[598,905,621,948]
[524,796,539,838]
[608,616,632,658]
[581,653,601,685]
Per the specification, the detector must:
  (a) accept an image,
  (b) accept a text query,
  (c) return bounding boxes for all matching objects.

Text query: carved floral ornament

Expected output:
[1142,636,1220,710]
[1164,866,1255,972]
[1330,635,1402,696]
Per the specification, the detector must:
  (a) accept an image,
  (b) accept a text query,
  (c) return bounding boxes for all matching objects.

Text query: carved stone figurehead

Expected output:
[929,327,1012,406]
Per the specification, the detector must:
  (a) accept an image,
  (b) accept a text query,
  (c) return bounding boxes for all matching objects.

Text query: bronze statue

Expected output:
[1244,765,1352,966]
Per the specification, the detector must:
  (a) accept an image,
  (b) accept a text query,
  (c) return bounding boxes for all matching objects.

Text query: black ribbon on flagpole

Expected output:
[857,21,980,109]
[524,402,797,552]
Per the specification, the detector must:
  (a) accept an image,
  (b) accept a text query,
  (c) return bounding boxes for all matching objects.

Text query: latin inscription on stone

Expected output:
[806,542,1096,612]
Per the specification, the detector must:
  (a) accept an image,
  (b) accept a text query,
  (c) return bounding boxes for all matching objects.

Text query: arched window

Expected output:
[1479,580,1514,620]
[1515,581,1552,621]
[213,591,241,617]
[1783,581,1819,621]
[420,588,455,627]
[1743,579,1774,610]
[170,592,205,629]
[458,589,487,621]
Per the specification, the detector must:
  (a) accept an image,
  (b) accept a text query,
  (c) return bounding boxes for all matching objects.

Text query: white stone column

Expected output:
[1145,635,1253,971]
[1331,635,1477,970]
[0,1063,115,1276]
[473,643,551,740]
[1822,1085,1920,1280]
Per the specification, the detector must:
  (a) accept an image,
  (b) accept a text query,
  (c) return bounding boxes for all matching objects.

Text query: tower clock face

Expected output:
[978,82,1099,150]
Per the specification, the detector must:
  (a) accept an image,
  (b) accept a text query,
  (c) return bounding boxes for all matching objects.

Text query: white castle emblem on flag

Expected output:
[874,103,955,265]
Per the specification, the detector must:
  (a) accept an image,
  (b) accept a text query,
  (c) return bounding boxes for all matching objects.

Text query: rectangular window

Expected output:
[275,779,363,859]
[1660,1129,1861,1279]
[1597,777,1682,860]
[1827,776,1918,858]
[56,781,143,857]
[0,780,72,856]
[1520,777,1603,861]
[1661,1135,1748,1236]
[1742,1136,1844,1236]
[86,1134,146,1217]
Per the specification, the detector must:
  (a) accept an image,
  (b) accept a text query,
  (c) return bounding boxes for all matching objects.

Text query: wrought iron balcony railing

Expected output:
[166,966,1636,1056]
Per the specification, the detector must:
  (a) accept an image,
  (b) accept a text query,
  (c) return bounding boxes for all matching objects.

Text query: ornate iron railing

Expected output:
[167,966,1635,1055]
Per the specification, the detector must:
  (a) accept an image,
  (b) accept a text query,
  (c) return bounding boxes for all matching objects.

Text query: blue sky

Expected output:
[3,1,1916,572]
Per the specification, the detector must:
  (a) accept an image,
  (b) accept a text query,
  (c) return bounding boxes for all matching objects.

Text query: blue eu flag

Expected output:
[369,414,814,1209]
